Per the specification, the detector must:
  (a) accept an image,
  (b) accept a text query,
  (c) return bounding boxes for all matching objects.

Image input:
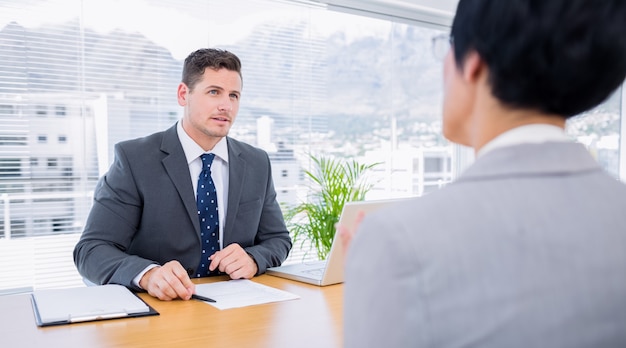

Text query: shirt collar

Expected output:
[477,124,571,158]
[176,120,229,164]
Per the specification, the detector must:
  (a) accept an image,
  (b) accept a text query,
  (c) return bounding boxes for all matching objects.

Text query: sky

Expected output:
[1,0,392,60]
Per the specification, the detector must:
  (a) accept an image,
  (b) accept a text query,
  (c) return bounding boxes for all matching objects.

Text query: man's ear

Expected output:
[177,83,188,107]
[462,50,486,84]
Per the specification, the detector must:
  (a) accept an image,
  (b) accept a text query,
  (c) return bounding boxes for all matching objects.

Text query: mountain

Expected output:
[0,18,446,148]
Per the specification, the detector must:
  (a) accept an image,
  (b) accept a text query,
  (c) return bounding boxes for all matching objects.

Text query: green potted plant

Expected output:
[285,154,379,260]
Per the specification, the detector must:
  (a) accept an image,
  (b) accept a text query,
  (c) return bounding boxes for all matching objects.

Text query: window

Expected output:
[0,104,14,115]
[566,87,623,179]
[55,105,66,117]
[0,158,21,177]
[0,136,27,146]
[0,0,622,293]
[35,105,47,116]
[424,157,443,173]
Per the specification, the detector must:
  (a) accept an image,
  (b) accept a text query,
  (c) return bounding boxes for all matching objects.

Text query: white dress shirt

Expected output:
[477,124,572,158]
[176,119,229,241]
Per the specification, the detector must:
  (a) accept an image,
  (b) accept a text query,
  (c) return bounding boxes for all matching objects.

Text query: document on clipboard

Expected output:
[30,284,159,327]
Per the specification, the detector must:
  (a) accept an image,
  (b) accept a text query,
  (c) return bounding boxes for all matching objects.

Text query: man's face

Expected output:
[178,68,242,150]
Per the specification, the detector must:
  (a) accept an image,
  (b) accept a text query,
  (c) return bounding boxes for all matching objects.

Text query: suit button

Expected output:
[186,268,194,276]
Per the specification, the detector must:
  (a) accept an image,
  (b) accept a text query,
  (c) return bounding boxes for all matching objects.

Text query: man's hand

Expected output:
[139,260,195,301]
[209,244,258,279]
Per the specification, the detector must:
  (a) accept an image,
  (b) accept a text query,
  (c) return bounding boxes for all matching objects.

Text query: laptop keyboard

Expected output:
[302,268,324,277]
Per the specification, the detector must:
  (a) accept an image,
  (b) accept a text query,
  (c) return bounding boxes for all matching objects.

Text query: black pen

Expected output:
[191,294,216,303]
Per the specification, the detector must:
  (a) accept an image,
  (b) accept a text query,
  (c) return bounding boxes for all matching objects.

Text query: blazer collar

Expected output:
[159,128,252,242]
[459,142,602,183]
[223,138,245,242]
[160,124,200,234]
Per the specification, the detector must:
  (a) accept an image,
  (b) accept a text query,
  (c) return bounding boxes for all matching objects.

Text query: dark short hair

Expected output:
[182,48,242,91]
[451,0,626,117]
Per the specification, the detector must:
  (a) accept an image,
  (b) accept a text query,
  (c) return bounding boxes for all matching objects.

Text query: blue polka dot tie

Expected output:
[195,153,220,277]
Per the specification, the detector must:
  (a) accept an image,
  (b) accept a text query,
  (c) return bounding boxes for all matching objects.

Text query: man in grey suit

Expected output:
[74,49,292,301]
[343,0,626,347]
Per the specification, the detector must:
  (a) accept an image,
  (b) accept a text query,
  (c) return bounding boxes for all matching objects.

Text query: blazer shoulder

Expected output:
[116,125,176,157]
[227,137,269,158]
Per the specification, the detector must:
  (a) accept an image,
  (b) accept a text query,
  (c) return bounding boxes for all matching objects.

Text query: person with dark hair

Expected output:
[342,0,626,347]
[74,48,292,301]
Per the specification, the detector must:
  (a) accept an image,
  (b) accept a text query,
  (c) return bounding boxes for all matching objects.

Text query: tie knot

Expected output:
[200,153,216,169]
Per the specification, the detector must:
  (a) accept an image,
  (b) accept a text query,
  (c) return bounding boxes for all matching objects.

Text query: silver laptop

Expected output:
[267,198,407,286]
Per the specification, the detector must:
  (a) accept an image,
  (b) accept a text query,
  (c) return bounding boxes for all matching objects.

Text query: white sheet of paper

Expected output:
[32,284,150,323]
[194,279,300,310]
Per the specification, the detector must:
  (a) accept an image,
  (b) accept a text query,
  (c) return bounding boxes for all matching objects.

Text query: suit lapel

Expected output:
[158,132,251,244]
[224,138,245,245]
[160,124,200,235]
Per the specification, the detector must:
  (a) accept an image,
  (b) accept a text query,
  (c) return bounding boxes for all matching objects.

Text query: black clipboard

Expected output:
[30,284,159,327]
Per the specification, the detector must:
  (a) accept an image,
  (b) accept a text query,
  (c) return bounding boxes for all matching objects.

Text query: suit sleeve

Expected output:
[242,152,292,274]
[73,143,156,289]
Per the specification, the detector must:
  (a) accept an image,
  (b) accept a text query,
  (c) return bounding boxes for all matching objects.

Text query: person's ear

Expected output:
[177,83,189,107]
[461,50,486,84]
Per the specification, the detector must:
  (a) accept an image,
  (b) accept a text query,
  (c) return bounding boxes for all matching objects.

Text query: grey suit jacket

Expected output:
[345,142,626,348]
[74,123,292,289]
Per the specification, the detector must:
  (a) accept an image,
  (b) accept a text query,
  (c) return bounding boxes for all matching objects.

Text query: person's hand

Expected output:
[337,210,366,254]
[209,243,258,279]
[139,260,195,301]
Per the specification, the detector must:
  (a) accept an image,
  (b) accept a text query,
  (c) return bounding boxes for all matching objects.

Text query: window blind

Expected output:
[17,0,614,292]
[0,0,334,290]
[2,0,623,293]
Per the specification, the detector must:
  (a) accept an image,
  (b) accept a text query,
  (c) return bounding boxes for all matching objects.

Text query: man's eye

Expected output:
[208,90,218,95]
[230,94,239,100]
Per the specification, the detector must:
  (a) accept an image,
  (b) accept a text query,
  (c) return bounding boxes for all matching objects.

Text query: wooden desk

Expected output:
[0,275,343,348]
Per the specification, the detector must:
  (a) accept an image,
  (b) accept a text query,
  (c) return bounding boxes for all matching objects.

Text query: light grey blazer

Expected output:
[74,123,292,289]
[344,142,626,348]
